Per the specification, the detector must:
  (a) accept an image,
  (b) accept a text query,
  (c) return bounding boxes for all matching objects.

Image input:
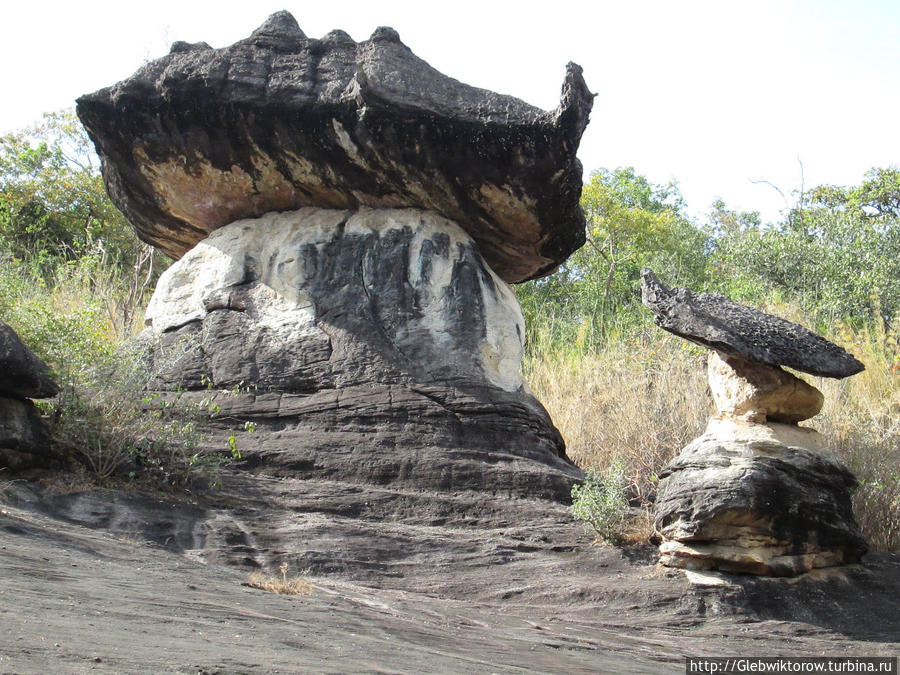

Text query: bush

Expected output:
[570,460,629,544]
[0,257,234,490]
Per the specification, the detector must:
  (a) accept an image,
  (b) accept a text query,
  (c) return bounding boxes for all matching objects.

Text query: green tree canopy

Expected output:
[517,167,710,350]
[712,167,900,328]
[0,110,141,270]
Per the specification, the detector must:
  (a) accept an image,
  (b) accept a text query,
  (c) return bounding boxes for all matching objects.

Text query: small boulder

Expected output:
[0,398,52,470]
[0,322,58,472]
[0,321,58,399]
[707,351,824,424]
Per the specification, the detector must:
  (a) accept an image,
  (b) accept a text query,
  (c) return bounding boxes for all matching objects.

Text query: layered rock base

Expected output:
[655,418,867,576]
[141,207,580,499]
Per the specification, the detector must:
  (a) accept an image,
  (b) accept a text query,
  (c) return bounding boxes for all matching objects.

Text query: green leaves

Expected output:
[570,460,629,544]
[517,167,709,352]
[0,109,139,270]
[714,169,900,327]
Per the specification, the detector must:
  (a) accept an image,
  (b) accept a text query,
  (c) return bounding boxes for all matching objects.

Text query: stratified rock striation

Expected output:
[642,270,867,576]
[641,269,864,378]
[655,420,867,576]
[0,321,58,471]
[76,11,593,283]
[140,207,580,499]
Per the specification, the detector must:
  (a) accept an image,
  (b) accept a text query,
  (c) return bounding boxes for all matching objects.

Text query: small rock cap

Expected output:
[640,269,864,378]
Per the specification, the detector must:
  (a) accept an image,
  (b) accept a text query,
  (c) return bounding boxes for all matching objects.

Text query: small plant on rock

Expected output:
[247,563,312,596]
[570,459,629,545]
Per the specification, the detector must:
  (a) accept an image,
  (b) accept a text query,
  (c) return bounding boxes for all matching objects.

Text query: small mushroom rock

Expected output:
[641,270,867,576]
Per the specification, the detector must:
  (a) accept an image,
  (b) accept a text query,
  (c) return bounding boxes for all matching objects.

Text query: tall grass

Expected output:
[524,316,900,553]
[813,321,900,552]
[523,332,710,503]
[0,256,229,489]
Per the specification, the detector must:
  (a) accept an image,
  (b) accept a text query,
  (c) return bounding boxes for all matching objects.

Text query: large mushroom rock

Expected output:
[75,10,593,283]
[0,322,58,471]
[641,271,867,576]
[140,207,581,499]
[79,13,589,499]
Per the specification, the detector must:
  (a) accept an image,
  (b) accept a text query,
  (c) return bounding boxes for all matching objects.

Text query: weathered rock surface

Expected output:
[0,322,57,471]
[0,321,58,400]
[654,419,868,576]
[3,472,899,672]
[641,269,864,378]
[76,11,593,283]
[708,351,824,424]
[141,208,580,499]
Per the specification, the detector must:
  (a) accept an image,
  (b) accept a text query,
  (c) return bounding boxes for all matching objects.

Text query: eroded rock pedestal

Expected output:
[643,270,867,575]
[142,207,578,498]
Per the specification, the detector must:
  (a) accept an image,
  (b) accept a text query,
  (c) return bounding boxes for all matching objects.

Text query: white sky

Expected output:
[2,0,898,224]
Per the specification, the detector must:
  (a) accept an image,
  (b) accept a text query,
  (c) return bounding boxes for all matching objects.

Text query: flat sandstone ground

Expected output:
[1,471,897,673]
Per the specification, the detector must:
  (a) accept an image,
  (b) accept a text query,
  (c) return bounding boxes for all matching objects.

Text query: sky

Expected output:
[2,0,898,224]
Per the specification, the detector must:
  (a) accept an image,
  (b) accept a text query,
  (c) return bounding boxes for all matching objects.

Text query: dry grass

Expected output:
[621,507,657,546]
[523,334,711,504]
[524,322,900,553]
[812,323,900,552]
[247,563,313,596]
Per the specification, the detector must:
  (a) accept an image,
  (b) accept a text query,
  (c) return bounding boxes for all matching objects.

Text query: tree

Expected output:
[0,110,144,270]
[712,168,900,328]
[517,168,710,350]
[0,110,164,332]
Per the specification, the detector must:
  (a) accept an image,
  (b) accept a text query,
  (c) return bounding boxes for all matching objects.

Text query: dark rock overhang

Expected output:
[76,11,594,283]
[641,269,865,378]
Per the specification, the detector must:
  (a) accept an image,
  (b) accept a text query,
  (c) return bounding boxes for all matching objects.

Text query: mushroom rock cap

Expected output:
[640,269,865,378]
[76,10,594,283]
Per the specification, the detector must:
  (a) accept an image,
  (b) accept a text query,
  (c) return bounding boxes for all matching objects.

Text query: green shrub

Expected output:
[570,460,629,544]
[0,257,235,490]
